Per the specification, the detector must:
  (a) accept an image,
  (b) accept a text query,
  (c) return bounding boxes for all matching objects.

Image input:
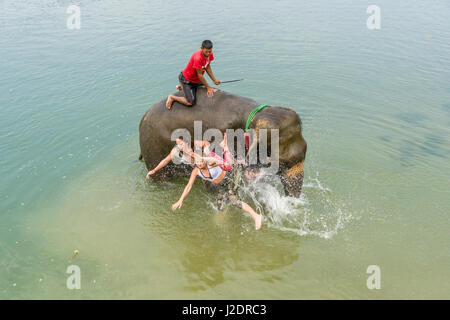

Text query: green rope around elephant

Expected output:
[245,104,270,132]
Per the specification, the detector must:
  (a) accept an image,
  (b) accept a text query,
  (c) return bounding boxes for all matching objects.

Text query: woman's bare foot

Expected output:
[166,95,174,109]
[220,133,228,149]
[254,214,262,230]
[176,85,182,91]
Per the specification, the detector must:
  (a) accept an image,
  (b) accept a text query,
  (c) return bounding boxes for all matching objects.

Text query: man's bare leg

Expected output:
[166,94,192,109]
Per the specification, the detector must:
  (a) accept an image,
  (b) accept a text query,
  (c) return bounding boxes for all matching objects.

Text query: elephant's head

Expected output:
[251,106,307,197]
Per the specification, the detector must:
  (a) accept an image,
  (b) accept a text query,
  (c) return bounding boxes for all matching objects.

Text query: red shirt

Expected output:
[182,49,214,83]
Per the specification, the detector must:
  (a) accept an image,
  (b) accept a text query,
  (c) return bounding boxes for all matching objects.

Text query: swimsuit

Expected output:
[175,145,193,166]
[197,164,223,182]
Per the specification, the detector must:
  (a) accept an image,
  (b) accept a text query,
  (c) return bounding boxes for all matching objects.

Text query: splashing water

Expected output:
[234,168,352,239]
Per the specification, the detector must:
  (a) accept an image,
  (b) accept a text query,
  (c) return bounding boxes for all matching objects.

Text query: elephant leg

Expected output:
[280,161,305,197]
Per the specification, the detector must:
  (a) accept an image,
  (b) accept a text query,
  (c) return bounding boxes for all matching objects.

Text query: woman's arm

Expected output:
[172,167,198,210]
[146,150,175,179]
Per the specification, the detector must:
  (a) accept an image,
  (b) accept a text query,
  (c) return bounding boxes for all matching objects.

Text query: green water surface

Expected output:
[0,0,449,299]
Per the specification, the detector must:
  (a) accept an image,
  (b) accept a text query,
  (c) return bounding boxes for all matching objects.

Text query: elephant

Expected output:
[139,87,307,197]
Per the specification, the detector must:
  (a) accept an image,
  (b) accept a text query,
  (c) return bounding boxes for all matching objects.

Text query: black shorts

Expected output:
[179,72,201,105]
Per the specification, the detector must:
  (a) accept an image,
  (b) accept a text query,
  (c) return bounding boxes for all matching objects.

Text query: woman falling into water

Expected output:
[145,138,210,178]
[171,133,263,230]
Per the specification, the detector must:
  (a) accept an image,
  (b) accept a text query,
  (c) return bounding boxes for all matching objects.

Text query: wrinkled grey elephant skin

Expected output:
[139,88,307,197]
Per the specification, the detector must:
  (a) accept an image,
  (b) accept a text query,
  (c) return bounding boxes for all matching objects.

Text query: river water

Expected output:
[1,0,449,299]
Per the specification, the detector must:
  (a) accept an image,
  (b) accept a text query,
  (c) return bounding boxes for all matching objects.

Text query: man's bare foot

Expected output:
[176,85,182,91]
[166,95,174,109]
[254,214,262,230]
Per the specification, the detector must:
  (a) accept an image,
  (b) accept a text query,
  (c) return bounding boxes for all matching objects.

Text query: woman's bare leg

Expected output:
[220,132,228,150]
[241,201,262,230]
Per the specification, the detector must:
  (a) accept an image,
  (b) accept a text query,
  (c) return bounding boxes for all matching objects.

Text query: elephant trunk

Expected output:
[280,161,305,197]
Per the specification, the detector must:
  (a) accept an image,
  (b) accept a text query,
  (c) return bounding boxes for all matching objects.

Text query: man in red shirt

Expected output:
[166,40,221,109]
